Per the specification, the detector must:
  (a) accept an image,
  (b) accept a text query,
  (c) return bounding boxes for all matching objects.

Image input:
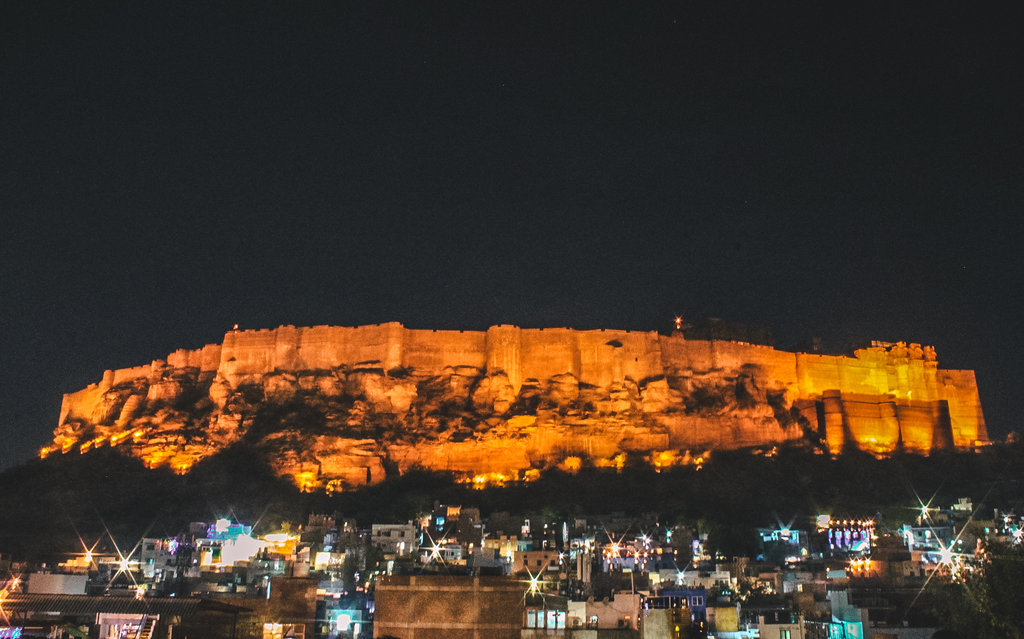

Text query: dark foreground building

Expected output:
[374,575,524,639]
[0,593,253,638]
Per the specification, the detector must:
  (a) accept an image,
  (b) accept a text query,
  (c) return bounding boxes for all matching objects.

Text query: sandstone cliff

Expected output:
[45,324,988,491]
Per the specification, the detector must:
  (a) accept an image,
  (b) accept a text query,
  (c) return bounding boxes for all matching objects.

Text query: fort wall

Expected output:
[165,344,222,371]
[59,384,108,426]
[485,325,521,391]
[940,369,987,446]
[407,328,487,373]
[575,329,663,387]
[518,328,580,383]
[56,323,988,457]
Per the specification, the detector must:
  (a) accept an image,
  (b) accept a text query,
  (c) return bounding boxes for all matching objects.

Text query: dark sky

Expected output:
[2,2,1023,469]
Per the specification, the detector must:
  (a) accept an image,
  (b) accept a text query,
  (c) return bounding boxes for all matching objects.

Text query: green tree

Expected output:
[928,541,1024,638]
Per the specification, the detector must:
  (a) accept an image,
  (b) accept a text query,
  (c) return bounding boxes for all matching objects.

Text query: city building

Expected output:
[371,523,418,557]
[373,575,523,639]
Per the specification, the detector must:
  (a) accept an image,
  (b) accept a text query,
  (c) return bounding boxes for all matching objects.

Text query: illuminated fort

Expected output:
[46,323,987,491]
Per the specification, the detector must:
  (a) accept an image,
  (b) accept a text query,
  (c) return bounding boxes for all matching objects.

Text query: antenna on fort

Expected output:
[232,323,239,332]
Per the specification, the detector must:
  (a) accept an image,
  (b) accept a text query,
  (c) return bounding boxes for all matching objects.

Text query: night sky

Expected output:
[3,3,1022,470]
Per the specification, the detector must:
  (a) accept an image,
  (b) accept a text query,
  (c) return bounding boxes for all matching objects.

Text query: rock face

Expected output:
[45,324,988,491]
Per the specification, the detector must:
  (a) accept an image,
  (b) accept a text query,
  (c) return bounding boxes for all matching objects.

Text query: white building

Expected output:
[371,523,418,556]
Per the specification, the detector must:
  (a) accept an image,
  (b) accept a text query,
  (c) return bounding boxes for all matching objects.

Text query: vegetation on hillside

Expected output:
[1,441,1022,564]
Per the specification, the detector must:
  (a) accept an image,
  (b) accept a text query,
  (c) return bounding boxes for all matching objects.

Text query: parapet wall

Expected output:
[216,324,668,390]
[56,323,988,455]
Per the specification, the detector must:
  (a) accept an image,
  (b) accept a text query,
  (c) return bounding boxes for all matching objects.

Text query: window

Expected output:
[263,623,304,639]
[526,610,539,628]
[527,610,564,629]
[780,630,791,639]
[546,610,565,629]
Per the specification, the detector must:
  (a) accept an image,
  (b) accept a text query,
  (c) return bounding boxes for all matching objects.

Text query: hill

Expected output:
[3,441,1022,563]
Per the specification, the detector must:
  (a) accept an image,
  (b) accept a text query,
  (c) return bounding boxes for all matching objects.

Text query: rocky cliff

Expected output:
[45,323,988,491]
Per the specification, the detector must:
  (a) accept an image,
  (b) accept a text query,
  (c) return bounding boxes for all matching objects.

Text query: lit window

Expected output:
[526,610,539,628]
[544,610,565,629]
[263,623,303,639]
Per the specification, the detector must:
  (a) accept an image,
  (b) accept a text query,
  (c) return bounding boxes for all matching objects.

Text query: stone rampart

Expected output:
[406,328,487,373]
[52,323,988,478]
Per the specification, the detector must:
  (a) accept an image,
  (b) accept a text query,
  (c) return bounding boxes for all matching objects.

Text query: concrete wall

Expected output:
[374,575,523,639]
[27,572,87,594]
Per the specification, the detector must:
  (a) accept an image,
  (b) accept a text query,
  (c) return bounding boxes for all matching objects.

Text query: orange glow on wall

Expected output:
[650,450,677,470]
[465,472,510,489]
[594,453,627,471]
[295,471,319,492]
[47,324,987,490]
[560,456,582,473]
